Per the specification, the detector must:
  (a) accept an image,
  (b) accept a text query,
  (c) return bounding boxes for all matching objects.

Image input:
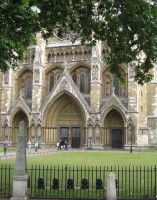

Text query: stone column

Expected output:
[90,41,102,113]
[1,70,12,141]
[32,45,43,113]
[11,121,28,200]
[1,70,13,112]
[106,172,117,200]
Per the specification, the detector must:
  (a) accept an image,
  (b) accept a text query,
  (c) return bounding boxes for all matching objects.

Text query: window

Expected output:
[80,73,85,93]
[72,73,77,85]
[26,78,33,98]
[49,74,55,92]
[113,76,119,95]
[48,54,52,62]
[71,68,91,94]
[104,70,127,97]
[49,71,63,93]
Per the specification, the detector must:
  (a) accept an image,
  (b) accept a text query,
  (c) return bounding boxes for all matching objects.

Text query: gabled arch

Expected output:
[10,109,29,144]
[10,107,29,127]
[101,105,126,127]
[42,91,87,126]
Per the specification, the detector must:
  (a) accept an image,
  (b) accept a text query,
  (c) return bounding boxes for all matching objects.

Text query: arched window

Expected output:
[47,54,52,62]
[71,67,90,94]
[80,73,85,93]
[113,76,119,95]
[72,73,77,85]
[49,74,55,92]
[26,78,33,98]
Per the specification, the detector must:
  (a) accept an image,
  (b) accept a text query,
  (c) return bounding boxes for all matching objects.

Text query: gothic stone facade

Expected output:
[0,33,157,150]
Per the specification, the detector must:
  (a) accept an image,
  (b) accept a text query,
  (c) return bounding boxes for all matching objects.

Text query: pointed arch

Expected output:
[71,64,91,94]
[15,68,33,100]
[45,65,64,94]
[102,67,128,98]
[10,107,30,127]
[12,110,28,127]
[42,92,87,126]
[101,105,127,126]
[11,109,29,143]
[104,109,124,128]
[102,109,125,149]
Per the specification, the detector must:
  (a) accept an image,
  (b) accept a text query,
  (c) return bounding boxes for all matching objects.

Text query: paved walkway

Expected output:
[0,147,128,160]
[0,148,82,160]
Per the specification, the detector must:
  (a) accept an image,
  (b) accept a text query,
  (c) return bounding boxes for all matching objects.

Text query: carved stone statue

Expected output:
[92,65,98,80]
[87,137,92,149]
[35,46,41,63]
[34,68,40,83]
[4,73,9,85]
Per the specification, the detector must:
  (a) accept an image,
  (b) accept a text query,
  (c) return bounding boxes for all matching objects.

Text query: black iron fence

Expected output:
[0,164,157,199]
[0,164,13,198]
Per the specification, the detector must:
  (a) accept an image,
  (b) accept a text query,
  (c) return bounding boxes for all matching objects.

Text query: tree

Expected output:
[1,0,157,84]
[0,1,39,71]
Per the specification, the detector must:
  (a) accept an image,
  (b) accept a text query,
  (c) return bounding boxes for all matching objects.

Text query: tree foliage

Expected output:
[1,0,157,84]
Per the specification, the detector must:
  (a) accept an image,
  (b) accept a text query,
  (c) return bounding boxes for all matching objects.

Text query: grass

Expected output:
[1,151,157,167]
[1,151,157,199]
[0,147,16,153]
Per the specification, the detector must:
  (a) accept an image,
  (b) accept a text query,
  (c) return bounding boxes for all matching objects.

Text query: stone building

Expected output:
[0,33,157,150]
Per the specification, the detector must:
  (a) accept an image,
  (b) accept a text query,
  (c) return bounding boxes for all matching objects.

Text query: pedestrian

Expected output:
[56,141,60,150]
[27,140,31,151]
[34,141,38,152]
[60,140,64,150]
[64,140,68,150]
[4,140,8,156]
[67,139,71,149]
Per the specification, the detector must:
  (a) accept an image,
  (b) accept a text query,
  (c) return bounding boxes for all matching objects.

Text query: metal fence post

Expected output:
[154,165,156,198]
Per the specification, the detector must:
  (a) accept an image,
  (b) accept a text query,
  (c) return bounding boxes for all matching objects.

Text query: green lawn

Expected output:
[0,147,16,153]
[2,151,157,167]
[1,151,157,199]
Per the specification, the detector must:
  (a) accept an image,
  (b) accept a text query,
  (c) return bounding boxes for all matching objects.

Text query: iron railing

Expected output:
[0,164,13,198]
[0,164,157,199]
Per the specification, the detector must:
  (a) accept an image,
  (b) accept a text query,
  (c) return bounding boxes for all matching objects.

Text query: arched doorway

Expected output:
[12,110,29,144]
[104,109,124,148]
[44,94,85,148]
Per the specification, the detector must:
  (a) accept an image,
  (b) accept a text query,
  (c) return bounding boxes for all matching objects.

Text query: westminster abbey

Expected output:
[0,33,157,150]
